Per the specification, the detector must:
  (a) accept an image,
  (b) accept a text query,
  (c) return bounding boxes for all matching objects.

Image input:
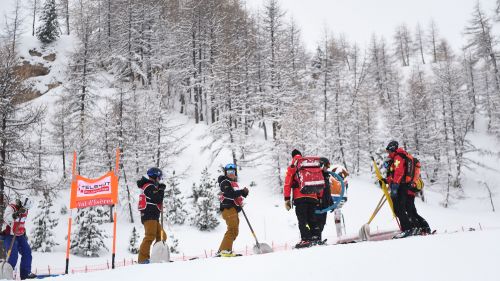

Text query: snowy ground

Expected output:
[28,229,500,281]
[22,109,500,277]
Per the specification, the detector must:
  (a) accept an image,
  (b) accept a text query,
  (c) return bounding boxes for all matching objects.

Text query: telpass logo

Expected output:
[77,178,112,196]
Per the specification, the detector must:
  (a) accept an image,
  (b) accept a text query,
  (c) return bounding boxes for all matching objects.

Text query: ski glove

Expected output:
[158,183,166,191]
[285,200,292,211]
[390,183,399,197]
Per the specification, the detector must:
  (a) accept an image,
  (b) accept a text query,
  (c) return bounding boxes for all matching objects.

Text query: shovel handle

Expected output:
[240,207,261,250]
[5,217,23,260]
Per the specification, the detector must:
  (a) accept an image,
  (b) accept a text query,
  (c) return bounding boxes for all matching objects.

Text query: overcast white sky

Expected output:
[246,0,497,51]
[1,0,497,52]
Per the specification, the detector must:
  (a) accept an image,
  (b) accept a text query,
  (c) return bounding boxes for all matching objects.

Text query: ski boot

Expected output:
[215,250,242,257]
[310,236,327,246]
[294,240,312,249]
[411,227,422,236]
[25,273,37,279]
[393,229,413,239]
[421,227,432,235]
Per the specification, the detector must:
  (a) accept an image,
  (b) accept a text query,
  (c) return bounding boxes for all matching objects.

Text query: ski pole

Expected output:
[240,207,262,252]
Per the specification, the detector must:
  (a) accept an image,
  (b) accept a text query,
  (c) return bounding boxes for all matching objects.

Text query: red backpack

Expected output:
[397,152,423,192]
[293,157,326,194]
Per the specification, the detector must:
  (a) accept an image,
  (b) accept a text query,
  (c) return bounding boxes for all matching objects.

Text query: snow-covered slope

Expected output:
[32,229,500,281]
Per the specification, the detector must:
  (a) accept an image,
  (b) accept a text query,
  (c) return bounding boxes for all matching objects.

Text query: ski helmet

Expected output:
[331,165,349,179]
[291,149,302,158]
[147,167,163,180]
[224,163,237,171]
[319,157,330,169]
[386,140,399,152]
[224,163,237,176]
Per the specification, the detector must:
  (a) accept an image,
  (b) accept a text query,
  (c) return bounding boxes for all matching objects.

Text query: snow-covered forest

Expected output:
[0,0,499,263]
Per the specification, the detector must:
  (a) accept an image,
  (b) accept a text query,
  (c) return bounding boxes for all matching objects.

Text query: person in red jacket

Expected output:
[385,141,413,237]
[284,149,320,248]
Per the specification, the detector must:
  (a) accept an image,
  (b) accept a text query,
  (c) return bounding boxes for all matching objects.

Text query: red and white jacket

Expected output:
[3,204,28,236]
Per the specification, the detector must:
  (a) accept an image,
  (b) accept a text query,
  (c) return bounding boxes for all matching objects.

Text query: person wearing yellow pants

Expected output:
[137,167,166,264]
[217,163,249,257]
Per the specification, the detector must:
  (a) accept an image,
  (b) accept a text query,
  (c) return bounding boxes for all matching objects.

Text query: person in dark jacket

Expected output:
[137,167,166,264]
[217,163,249,257]
[315,157,333,243]
[283,149,321,248]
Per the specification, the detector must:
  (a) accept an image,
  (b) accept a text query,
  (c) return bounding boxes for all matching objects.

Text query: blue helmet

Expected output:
[224,163,237,171]
[147,167,163,180]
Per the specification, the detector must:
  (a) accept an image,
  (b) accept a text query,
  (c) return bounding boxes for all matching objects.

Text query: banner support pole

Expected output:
[66,151,77,274]
[112,208,117,269]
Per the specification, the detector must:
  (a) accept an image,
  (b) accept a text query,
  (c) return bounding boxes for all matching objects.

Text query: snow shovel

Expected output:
[150,206,170,263]
[359,194,387,241]
[240,207,273,254]
[0,221,21,280]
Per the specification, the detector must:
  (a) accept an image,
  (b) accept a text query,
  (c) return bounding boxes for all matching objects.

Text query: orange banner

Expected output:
[70,172,118,209]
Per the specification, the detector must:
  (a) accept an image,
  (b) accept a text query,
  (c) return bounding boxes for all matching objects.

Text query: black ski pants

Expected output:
[391,184,413,231]
[406,195,430,230]
[316,212,327,240]
[295,201,320,241]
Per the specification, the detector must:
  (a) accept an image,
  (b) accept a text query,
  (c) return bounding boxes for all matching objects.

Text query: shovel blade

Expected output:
[150,242,170,263]
[359,224,370,241]
[0,261,14,280]
[252,243,273,254]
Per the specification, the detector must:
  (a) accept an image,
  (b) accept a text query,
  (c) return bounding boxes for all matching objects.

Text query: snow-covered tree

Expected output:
[70,206,108,257]
[190,168,219,231]
[191,196,219,231]
[0,45,44,217]
[30,193,59,252]
[128,226,140,254]
[36,0,60,44]
[163,171,188,225]
[168,233,180,254]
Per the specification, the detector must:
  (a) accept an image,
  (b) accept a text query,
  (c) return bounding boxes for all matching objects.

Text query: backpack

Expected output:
[293,157,326,194]
[397,152,423,192]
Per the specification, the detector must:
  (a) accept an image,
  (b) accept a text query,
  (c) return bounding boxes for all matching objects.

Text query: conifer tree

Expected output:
[30,193,59,252]
[128,226,140,254]
[70,207,108,257]
[190,168,219,231]
[36,0,60,44]
[168,233,180,254]
[163,171,188,225]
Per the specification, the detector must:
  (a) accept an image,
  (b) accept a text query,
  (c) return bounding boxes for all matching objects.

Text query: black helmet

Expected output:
[147,167,163,180]
[386,140,399,152]
[319,157,330,169]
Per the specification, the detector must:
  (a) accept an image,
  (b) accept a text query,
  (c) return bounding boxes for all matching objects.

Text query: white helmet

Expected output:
[331,165,349,179]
